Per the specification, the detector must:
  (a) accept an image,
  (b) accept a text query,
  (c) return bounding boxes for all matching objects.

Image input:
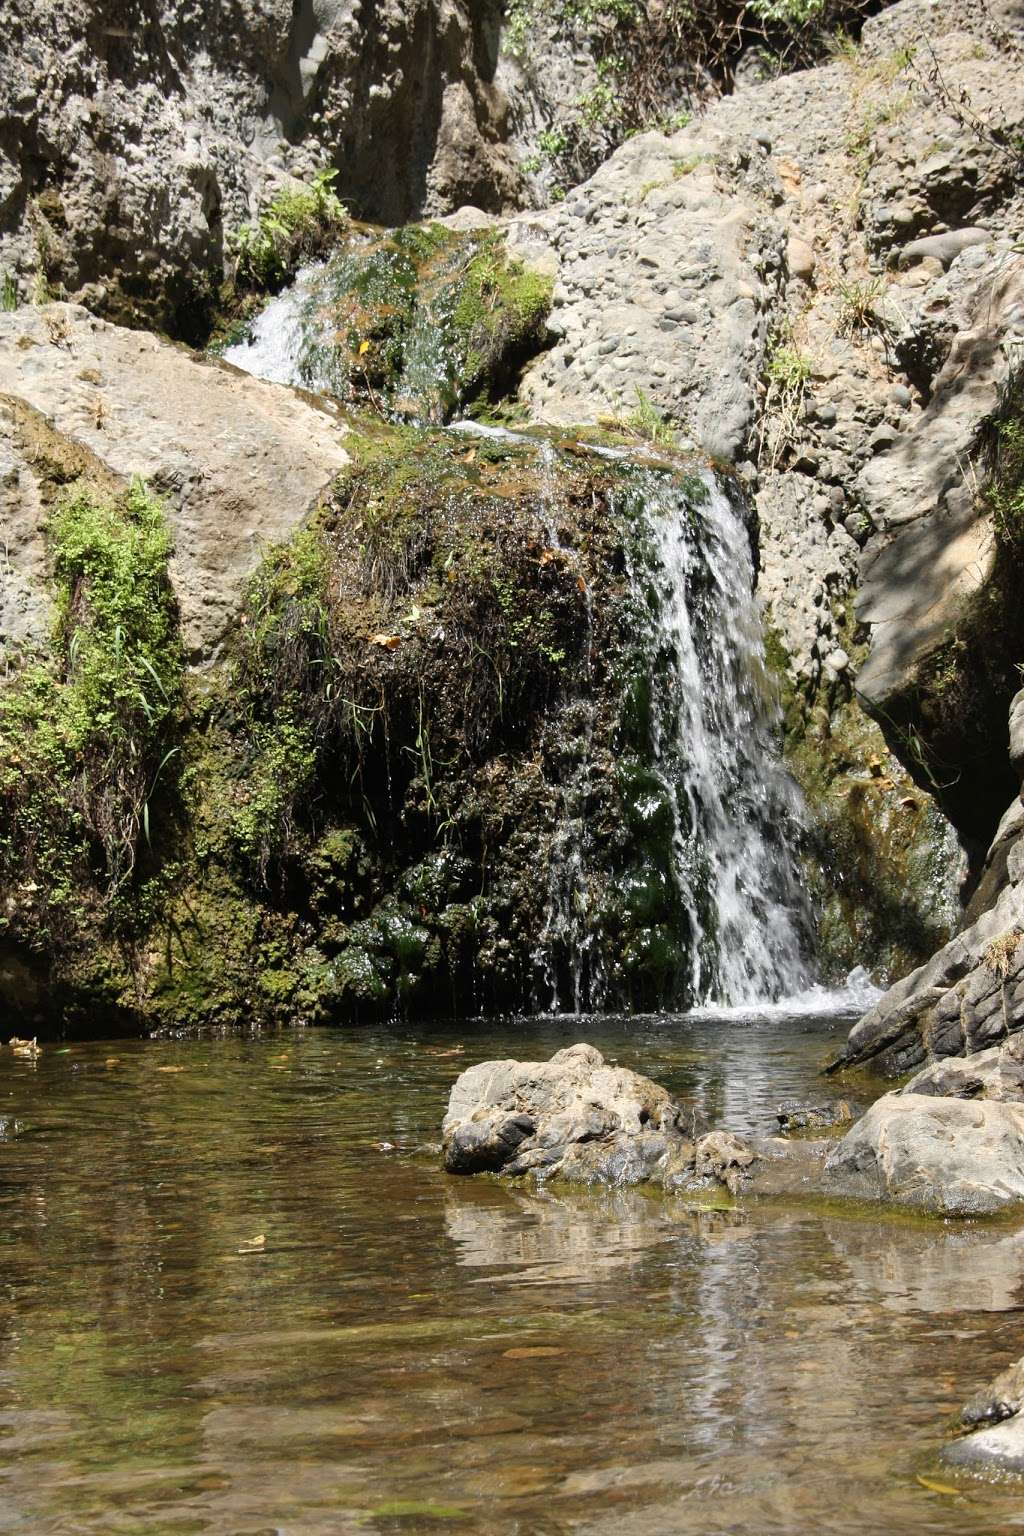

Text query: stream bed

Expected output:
[2,1011,1024,1535]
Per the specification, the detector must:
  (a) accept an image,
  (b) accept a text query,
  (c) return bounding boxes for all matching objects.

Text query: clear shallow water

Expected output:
[1,1013,1023,1536]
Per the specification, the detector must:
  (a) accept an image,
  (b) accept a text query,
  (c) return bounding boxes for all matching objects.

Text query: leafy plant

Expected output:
[232,168,348,291]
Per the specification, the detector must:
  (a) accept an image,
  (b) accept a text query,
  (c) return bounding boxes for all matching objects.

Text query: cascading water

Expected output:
[535,462,813,1013]
[627,467,811,1005]
[223,233,478,423]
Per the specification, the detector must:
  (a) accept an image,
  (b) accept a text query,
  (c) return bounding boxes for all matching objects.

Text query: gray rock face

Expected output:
[0,0,522,330]
[512,127,785,462]
[1010,688,1024,779]
[441,1043,702,1185]
[824,1093,1024,1214]
[900,1034,1024,1101]
[854,253,1024,714]
[0,304,349,664]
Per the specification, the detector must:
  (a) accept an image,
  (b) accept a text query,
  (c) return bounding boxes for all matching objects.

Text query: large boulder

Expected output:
[824,1093,1024,1214]
[441,1042,701,1185]
[0,303,350,664]
[441,1043,834,1198]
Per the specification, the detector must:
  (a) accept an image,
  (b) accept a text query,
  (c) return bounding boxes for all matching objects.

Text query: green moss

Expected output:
[449,234,554,404]
[0,478,184,958]
[764,620,958,983]
[228,222,553,424]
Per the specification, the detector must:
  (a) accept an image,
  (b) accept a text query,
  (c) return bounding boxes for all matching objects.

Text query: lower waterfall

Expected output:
[534,462,813,1013]
[223,284,814,1014]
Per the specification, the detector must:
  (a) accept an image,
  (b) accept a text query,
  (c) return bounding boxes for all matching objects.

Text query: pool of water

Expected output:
[1,1012,1023,1535]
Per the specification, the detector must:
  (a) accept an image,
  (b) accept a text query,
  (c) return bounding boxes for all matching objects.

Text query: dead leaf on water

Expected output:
[156,1065,185,1074]
[502,1346,566,1359]
[237,1234,266,1255]
[916,1474,961,1496]
[9,1037,40,1058]
[105,1057,121,1068]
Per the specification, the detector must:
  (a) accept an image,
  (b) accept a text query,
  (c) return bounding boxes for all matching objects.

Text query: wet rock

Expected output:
[824,1094,1024,1214]
[442,1043,701,1183]
[775,1099,855,1133]
[960,1355,1024,1428]
[943,1416,1024,1476]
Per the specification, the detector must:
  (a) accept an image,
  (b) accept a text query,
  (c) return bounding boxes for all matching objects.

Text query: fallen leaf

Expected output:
[502,1346,566,1359]
[369,632,401,649]
[237,1233,266,1254]
[358,339,371,355]
[916,1474,960,1496]
[576,575,587,594]
[105,1057,121,1068]
[538,548,560,566]
[156,1065,185,1074]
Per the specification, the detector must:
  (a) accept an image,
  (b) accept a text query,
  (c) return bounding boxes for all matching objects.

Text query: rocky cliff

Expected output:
[3,0,1024,1034]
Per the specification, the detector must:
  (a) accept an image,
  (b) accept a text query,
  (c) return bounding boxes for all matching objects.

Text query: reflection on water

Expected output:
[0,1013,1022,1535]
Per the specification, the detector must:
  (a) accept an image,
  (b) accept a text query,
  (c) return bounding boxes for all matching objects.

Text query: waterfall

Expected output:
[223,284,813,1011]
[536,463,812,1012]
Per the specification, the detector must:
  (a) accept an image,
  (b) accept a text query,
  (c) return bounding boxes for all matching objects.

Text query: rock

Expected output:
[0,304,349,665]
[824,1093,1024,1214]
[0,0,524,331]
[854,250,1024,724]
[1010,687,1024,779]
[831,725,1024,1076]
[960,1355,1024,1428]
[901,1035,1024,1102]
[943,1417,1024,1475]
[787,235,815,280]
[898,228,991,269]
[515,125,785,460]
[441,1042,701,1182]
[775,1099,855,1133]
